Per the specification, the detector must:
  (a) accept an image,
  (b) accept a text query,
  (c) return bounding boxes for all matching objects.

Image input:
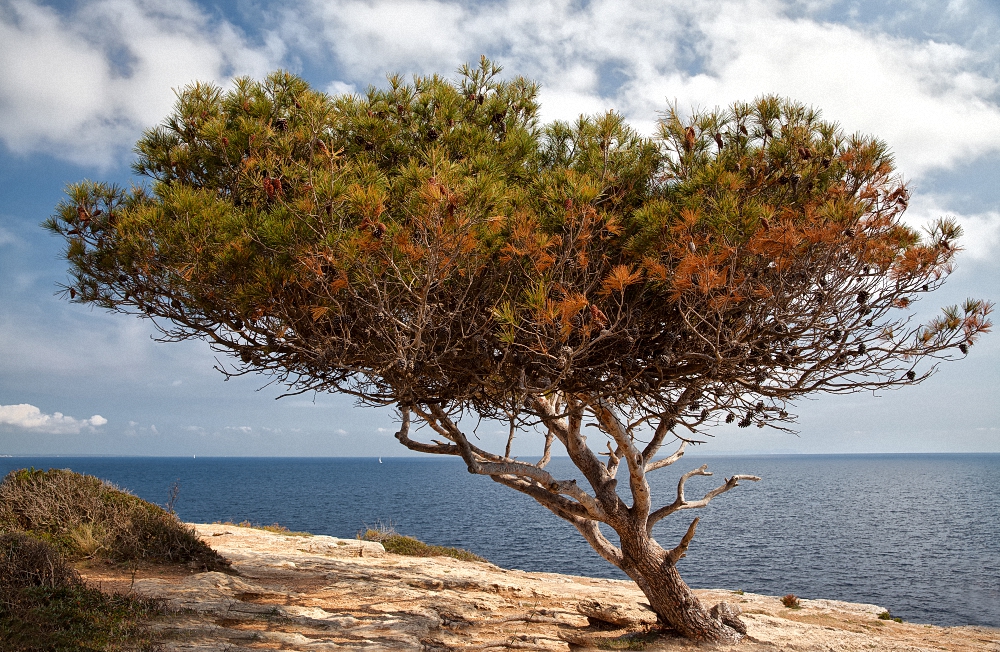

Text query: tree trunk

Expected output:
[618,531,744,643]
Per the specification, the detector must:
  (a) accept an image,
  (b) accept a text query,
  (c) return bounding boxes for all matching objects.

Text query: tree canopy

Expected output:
[49,60,988,430]
[47,58,991,642]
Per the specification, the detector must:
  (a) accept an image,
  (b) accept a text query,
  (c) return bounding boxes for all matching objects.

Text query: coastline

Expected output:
[75,523,1000,651]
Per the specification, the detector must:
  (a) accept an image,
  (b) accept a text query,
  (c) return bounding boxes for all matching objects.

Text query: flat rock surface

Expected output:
[77,523,1000,651]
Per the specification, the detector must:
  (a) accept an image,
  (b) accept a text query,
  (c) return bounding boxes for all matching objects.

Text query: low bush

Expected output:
[0,467,229,570]
[359,524,487,563]
[878,610,903,623]
[0,532,80,592]
[0,532,161,651]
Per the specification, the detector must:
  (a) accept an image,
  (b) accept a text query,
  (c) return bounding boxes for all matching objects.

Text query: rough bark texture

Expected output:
[618,528,744,643]
[393,402,756,644]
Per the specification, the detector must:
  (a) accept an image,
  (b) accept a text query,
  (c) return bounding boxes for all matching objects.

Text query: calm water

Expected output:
[1,454,997,628]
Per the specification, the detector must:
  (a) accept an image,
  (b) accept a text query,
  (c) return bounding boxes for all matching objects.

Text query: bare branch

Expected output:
[570,518,624,568]
[645,439,688,473]
[589,396,653,520]
[426,404,608,520]
[648,467,761,531]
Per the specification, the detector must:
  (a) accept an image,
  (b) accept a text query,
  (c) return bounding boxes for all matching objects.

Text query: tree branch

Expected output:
[647,465,760,532]
[589,396,651,520]
[645,439,688,473]
[666,517,699,564]
[393,408,460,456]
[426,403,608,520]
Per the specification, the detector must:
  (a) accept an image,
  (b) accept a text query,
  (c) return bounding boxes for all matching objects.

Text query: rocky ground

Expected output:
[77,523,1000,651]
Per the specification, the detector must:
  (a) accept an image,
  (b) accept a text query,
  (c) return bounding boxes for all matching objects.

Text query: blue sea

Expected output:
[1,454,997,628]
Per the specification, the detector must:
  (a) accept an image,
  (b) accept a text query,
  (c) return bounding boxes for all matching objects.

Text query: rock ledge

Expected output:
[77,523,999,652]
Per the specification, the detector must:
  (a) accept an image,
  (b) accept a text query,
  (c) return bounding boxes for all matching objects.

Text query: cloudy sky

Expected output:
[1,0,998,457]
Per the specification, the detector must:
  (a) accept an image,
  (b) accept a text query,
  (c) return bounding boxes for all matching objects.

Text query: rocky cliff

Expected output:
[78,523,999,651]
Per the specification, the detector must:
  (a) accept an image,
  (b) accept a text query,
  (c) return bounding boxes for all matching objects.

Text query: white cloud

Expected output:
[292,0,1000,177]
[904,193,1000,260]
[3,0,998,178]
[0,0,285,166]
[0,403,106,434]
[326,80,357,96]
[303,0,469,76]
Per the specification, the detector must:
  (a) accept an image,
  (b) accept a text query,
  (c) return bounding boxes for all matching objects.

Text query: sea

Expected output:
[1,454,997,628]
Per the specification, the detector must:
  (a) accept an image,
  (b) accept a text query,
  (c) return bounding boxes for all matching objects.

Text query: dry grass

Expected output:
[0,532,161,651]
[359,523,487,563]
[213,520,313,537]
[0,467,230,570]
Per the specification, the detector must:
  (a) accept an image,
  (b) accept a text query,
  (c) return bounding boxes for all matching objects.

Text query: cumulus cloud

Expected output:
[0,0,285,166]
[292,0,1000,177]
[903,193,1000,260]
[0,403,107,434]
[4,0,998,177]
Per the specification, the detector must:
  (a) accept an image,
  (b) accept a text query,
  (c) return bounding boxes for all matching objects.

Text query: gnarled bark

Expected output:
[397,402,755,644]
[617,524,744,643]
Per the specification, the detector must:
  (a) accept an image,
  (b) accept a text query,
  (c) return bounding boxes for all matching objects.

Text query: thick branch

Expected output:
[532,395,620,512]
[570,518,624,568]
[393,409,460,455]
[590,396,651,520]
[666,517,699,564]
[491,475,593,521]
[427,404,607,520]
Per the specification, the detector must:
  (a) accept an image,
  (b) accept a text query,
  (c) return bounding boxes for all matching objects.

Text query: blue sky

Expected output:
[1,0,998,456]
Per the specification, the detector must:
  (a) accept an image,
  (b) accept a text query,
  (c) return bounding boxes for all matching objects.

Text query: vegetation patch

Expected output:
[0,467,229,570]
[360,525,487,563]
[595,631,664,650]
[213,520,312,537]
[878,610,903,623]
[781,594,802,609]
[0,532,161,651]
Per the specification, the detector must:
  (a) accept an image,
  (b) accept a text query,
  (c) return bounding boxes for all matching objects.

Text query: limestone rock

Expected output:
[576,598,659,626]
[75,524,998,652]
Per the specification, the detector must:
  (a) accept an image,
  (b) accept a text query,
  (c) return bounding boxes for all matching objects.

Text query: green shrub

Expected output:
[0,532,161,651]
[878,610,903,623]
[0,468,228,570]
[359,525,487,563]
[595,631,662,650]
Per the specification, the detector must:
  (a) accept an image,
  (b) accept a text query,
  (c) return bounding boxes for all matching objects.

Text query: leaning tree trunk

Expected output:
[618,526,745,643]
[393,403,753,643]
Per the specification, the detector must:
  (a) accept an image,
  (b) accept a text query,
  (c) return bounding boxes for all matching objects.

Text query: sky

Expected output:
[0,0,998,457]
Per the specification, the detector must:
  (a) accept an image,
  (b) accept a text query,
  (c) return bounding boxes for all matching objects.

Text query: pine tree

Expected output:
[47,58,991,642]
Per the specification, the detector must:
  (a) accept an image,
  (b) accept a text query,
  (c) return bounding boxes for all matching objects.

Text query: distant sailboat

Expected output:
[378,457,382,463]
